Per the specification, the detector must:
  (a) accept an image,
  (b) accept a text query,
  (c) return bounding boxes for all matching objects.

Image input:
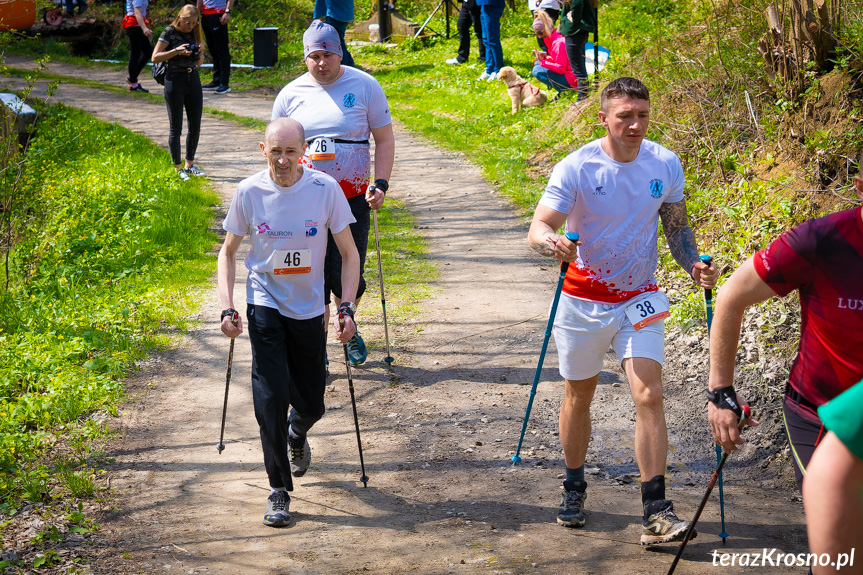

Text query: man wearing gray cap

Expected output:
[272,20,394,374]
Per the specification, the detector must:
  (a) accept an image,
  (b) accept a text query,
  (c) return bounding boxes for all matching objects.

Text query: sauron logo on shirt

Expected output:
[343,93,356,108]
[648,179,664,198]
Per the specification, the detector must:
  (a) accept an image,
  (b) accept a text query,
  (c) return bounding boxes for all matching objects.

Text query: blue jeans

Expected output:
[479,3,503,74]
[324,17,355,67]
[532,63,575,93]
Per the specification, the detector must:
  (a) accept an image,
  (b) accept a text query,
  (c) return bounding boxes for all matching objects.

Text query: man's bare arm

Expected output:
[659,200,699,276]
[528,204,571,258]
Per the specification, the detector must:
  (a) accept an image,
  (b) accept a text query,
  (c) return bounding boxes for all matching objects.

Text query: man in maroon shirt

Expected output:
[707,173,863,491]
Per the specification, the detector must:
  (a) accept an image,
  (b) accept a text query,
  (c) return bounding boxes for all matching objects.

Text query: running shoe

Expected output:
[289,434,311,477]
[185,165,206,177]
[478,71,491,80]
[214,85,232,94]
[202,80,220,90]
[557,480,587,527]
[640,500,694,546]
[346,331,367,365]
[445,57,461,65]
[263,490,290,527]
[486,71,498,81]
[129,84,149,93]
[177,169,190,181]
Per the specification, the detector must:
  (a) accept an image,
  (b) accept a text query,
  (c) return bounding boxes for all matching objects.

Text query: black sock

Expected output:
[640,474,665,507]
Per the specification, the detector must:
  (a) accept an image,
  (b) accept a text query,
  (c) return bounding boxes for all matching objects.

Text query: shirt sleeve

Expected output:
[538,157,578,216]
[367,79,392,130]
[663,154,685,204]
[752,221,817,297]
[328,184,357,234]
[222,186,250,237]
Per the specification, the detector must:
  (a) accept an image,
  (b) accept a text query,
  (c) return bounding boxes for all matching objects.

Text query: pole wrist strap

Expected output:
[706,386,742,418]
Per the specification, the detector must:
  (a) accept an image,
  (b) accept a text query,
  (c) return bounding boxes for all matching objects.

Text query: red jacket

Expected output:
[539,31,578,88]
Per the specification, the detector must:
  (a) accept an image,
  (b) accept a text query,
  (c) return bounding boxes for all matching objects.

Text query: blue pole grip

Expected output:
[565,231,579,242]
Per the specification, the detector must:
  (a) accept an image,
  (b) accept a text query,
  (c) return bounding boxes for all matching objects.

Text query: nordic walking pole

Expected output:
[340,311,369,487]
[372,208,394,366]
[700,254,730,543]
[666,406,751,575]
[217,310,239,454]
[512,231,580,465]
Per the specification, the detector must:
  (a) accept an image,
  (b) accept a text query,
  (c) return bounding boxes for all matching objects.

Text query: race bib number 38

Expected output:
[272,249,311,275]
[307,137,336,161]
[624,293,670,330]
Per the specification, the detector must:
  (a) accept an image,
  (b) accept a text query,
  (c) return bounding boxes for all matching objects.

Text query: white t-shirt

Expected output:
[271,67,391,199]
[539,138,685,303]
[223,168,355,319]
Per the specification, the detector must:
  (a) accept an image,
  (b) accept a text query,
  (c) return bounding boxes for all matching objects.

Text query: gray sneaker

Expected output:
[640,500,694,546]
[557,480,587,527]
[263,490,290,527]
[289,434,311,477]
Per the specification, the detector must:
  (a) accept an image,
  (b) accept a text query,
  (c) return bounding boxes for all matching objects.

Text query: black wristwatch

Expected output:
[370,179,389,195]
[706,386,743,418]
[221,308,238,322]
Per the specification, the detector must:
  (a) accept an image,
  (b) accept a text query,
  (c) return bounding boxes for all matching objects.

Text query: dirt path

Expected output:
[2,58,809,575]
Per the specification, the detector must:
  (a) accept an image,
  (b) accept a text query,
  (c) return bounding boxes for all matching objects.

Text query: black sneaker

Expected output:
[640,500,694,546]
[289,434,311,477]
[557,480,587,527]
[263,490,290,527]
[129,84,149,93]
[214,85,231,94]
[202,80,220,90]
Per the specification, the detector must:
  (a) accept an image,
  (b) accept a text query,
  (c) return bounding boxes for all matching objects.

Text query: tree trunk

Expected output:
[758,0,841,99]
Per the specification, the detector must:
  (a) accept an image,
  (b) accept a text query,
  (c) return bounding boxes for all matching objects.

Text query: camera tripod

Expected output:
[414,0,458,39]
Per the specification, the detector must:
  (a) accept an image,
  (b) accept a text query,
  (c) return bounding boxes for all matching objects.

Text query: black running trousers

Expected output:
[247,304,327,491]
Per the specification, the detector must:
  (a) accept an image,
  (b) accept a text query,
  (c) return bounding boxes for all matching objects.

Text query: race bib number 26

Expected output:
[272,249,311,275]
[624,293,670,330]
[308,137,336,161]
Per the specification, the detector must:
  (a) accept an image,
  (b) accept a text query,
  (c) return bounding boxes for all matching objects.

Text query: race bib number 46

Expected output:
[308,137,336,161]
[272,249,311,275]
[624,293,670,330]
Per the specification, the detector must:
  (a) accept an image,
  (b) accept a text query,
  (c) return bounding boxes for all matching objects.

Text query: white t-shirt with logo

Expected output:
[539,138,685,303]
[270,66,391,199]
[223,168,355,319]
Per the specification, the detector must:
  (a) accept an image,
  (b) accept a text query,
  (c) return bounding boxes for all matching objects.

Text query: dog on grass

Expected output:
[497,66,548,114]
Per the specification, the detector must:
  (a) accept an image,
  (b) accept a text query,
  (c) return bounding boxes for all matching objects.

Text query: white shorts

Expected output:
[552,291,667,381]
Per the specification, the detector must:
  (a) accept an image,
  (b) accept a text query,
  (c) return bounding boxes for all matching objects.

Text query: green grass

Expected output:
[0,103,218,508]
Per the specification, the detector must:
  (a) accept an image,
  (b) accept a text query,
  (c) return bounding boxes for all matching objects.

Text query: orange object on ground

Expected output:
[0,0,37,31]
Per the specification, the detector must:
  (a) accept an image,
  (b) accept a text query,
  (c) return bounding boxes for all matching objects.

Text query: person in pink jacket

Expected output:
[531,10,578,100]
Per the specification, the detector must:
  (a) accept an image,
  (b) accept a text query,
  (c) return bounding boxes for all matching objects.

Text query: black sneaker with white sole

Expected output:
[640,499,694,545]
[289,434,311,477]
[263,490,290,527]
[557,479,587,527]
[202,80,220,90]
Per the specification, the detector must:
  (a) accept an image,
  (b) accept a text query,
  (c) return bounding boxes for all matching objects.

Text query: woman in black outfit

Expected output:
[151,5,206,180]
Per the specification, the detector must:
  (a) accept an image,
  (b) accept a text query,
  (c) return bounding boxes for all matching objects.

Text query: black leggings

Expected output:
[125,26,152,84]
[163,70,202,166]
[564,30,589,100]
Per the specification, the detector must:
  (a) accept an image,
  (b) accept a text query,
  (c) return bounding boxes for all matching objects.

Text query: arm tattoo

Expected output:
[659,200,699,275]
[529,231,557,258]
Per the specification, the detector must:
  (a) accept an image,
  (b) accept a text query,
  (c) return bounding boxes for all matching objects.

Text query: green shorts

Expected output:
[818,379,863,461]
